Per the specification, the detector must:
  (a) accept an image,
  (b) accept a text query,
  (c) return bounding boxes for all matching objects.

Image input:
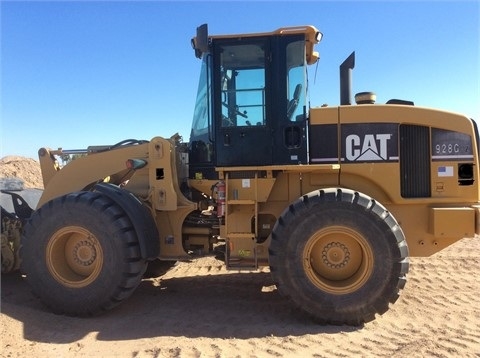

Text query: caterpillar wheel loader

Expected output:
[9,24,479,325]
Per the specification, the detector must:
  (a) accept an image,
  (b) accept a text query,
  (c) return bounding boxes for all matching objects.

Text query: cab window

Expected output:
[219,43,266,127]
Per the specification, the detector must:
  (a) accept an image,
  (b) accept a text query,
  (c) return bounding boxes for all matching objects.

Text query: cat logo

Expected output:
[341,123,398,163]
[345,133,392,161]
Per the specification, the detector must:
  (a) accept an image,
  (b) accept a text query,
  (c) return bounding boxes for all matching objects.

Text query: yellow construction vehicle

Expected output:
[11,24,479,325]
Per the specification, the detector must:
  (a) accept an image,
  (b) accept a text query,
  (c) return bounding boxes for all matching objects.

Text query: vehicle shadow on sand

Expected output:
[1,269,360,344]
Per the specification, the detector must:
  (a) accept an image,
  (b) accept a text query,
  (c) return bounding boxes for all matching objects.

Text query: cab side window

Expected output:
[219,43,266,127]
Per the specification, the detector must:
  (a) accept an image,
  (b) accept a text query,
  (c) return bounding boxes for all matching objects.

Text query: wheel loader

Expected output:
[3,24,479,325]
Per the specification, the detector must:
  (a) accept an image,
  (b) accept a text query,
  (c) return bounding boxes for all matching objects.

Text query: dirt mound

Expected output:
[0,156,43,189]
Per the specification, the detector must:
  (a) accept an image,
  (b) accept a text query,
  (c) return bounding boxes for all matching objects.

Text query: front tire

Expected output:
[21,191,147,316]
[269,188,409,325]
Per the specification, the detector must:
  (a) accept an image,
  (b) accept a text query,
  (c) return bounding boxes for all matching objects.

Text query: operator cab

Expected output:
[189,24,322,179]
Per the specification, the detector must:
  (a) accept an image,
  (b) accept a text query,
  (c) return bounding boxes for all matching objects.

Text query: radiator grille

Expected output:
[400,125,431,197]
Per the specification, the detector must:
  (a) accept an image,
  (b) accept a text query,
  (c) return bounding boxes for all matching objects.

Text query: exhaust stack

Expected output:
[340,51,355,105]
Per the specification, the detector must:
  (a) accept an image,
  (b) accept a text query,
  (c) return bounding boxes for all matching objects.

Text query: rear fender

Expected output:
[93,183,160,260]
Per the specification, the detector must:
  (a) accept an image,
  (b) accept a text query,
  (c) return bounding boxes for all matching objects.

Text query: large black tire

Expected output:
[21,191,147,316]
[269,188,409,325]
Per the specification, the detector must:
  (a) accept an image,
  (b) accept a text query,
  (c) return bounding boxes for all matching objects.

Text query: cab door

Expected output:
[214,39,273,167]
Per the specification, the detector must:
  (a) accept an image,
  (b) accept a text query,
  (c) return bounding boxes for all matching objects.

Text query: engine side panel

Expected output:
[309,104,480,256]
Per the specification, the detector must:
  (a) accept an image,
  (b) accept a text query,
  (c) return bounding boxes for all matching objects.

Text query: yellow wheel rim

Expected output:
[303,226,374,295]
[46,226,103,288]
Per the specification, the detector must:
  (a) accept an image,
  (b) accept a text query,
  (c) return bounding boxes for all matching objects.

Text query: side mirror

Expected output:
[192,24,209,58]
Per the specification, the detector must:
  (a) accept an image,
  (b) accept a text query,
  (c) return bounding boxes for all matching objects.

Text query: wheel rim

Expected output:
[303,226,374,295]
[46,226,103,288]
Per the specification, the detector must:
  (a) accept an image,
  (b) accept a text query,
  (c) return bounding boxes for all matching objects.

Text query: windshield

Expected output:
[191,55,212,137]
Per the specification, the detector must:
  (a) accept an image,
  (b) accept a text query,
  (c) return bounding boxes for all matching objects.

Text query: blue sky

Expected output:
[1,0,479,160]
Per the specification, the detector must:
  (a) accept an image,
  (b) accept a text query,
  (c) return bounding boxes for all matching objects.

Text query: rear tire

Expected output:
[269,188,409,325]
[21,191,147,316]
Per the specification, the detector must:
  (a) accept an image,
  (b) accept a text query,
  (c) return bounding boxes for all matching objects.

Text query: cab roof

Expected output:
[191,24,322,65]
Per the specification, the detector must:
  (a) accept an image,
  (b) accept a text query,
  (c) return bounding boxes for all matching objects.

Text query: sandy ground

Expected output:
[1,236,479,358]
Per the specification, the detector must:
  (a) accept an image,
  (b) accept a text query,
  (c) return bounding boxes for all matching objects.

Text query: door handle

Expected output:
[224,133,231,146]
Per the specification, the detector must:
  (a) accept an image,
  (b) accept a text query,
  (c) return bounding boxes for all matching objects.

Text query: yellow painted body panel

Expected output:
[429,207,475,238]
[308,104,480,256]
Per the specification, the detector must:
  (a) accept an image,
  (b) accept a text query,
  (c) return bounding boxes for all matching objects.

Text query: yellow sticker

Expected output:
[238,249,251,257]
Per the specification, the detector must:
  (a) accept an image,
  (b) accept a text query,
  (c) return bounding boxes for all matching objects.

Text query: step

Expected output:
[227,232,255,239]
[227,199,255,205]
[226,258,258,270]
